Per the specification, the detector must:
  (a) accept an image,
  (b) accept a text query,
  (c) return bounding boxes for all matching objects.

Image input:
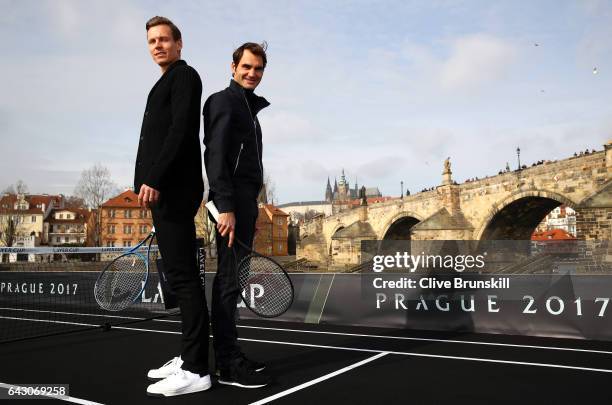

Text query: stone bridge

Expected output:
[299,143,611,265]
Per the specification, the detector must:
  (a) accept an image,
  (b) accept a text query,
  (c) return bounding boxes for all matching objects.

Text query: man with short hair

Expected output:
[203,42,271,388]
[135,16,210,397]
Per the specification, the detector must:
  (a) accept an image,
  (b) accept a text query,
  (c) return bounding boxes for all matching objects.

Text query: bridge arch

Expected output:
[379,212,424,240]
[328,223,346,253]
[475,189,578,240]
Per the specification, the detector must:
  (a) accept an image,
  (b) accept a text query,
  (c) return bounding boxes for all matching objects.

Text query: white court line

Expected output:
[316,274,335,324]
[4,317,612,378]
[0,382,105,405]
[235,325,612,356]
[248,352,389,405]
[109,325,612,374]
[5,307,612,356]
[0,316,95,328]
[0,307,144,320]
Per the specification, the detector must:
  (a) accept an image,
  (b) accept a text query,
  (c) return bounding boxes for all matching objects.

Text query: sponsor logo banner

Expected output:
[4,269,612,341]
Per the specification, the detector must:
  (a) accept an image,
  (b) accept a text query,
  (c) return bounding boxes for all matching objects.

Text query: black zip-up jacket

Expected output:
[134,60,204,200]
[203,79,270,213]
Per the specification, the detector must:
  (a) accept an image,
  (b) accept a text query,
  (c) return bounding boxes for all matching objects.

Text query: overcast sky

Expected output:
[0,0,610,204]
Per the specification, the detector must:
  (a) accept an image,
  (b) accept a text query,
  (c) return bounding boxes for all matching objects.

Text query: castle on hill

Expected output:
[325,169,382,214]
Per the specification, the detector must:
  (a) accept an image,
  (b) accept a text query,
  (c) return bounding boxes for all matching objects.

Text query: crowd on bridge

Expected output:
[411,146,600,195]
[574,149,597,157]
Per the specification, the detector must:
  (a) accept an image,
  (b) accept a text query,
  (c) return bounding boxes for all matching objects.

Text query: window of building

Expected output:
[108,225,115,234]
[267,246,272,255]
[31,216,36,223]
[55,237,60,243]
[124,209,131,219]
[278,244,283,252]
[109,210,116,218]
[124,225,132,234]
[140,224,148,234]
[59,214,63,219]
[123,240,132,247]
[106,240,116,247]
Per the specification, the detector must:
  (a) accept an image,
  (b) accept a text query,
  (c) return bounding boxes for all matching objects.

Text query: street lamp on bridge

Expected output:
[516,146,521,171]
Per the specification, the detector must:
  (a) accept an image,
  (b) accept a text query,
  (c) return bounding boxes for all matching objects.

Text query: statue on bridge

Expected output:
[443,157,451,174]
[442,157,453,185]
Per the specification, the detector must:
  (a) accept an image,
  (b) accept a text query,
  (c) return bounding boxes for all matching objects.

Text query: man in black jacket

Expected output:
[135,16,211,397]
[203,42,270,388]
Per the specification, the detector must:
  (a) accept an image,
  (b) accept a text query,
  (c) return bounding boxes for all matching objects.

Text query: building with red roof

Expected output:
[0,193,64,246]
[531,228,577,241]
[45,208,94,246]
[254,204,289,256]
[100,190,152,248]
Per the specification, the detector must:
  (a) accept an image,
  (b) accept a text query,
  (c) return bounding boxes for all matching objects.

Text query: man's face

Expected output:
[232,49,265,90]
[147,24,182,68]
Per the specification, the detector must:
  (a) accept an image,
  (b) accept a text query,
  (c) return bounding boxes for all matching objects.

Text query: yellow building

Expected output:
[0,193,62,246]
[0,193,63,262]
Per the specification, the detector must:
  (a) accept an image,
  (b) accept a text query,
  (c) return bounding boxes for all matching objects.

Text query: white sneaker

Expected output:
[146,370,211,397]
[147,356,183,380]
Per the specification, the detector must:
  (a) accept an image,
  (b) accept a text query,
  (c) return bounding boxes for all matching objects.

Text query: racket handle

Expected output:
[205,201,251,251]
[205,201,220,222]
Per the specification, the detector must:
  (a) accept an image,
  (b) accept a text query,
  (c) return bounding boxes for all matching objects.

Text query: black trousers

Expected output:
[152,195,208,375]
[211,195,258,369]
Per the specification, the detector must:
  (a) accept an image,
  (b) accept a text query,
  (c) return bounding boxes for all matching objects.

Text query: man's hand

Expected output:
[218,212,236,247]
[138,184,160,208]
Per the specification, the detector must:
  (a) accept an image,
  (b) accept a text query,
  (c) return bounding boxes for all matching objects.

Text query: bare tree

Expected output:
[0,210,20,262]
[74,164,118,246]
[15,180,28,194]
[64,195,87,209]
[257,173,277,205]
[0,216,18,246]
[85,210,99,248]
[304,209,319,221]
[2,180,28,195]
[74,164,118,209]
[265,173,276,205]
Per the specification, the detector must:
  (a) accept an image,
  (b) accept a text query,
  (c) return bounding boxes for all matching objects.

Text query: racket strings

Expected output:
[94,253,148,311]
[237,255,293,317]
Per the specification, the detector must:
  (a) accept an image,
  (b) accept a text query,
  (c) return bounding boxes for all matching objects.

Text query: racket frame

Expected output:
[94,229,156,311]
[233,239,294,318]
[206,201,294,318]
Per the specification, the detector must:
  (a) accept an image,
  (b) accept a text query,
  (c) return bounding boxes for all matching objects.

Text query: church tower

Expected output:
[338,169,349,200]
[325,177,333,202]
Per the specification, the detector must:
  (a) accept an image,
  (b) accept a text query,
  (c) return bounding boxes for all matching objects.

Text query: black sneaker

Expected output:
[214,354,265,376]
[218,358,270,388]
[240,353,265,372]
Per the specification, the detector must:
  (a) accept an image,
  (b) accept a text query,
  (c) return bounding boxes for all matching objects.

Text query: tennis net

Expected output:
[0,245,204,344]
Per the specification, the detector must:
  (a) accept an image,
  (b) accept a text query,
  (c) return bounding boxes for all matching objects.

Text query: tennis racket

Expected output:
[206,201,294,318]
[94,228,156,311]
